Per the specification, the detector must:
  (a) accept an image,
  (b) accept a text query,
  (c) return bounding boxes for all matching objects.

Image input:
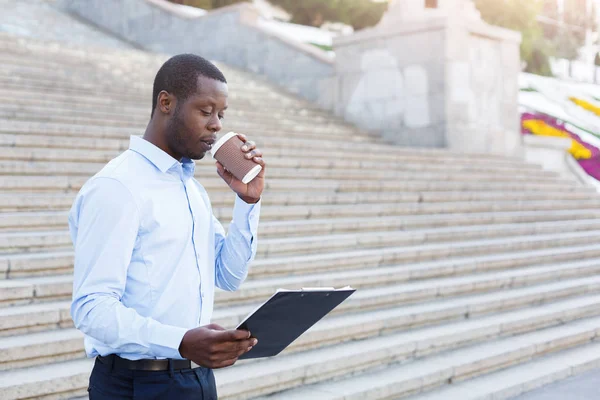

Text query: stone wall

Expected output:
[445,19,522,156]
[331,0,523,155]
[58,0,334,104]
[332,18,447,147]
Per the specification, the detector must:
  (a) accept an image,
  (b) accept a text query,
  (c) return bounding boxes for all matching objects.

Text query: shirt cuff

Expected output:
[234,195,261,233]
[149,322,189,359]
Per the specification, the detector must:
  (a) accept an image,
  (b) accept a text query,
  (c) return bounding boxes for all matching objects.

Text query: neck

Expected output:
[143,117,180,161]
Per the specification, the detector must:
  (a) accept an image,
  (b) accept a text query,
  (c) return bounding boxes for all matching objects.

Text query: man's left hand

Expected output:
[216,133,265,204]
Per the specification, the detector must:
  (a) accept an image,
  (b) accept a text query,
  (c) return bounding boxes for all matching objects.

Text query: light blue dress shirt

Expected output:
[69,136,260,360]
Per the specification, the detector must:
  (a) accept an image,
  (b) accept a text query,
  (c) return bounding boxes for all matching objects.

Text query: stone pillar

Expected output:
[332,0,523,156]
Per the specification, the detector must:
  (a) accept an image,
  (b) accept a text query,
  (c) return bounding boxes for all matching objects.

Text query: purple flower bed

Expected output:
[522,112,600,181]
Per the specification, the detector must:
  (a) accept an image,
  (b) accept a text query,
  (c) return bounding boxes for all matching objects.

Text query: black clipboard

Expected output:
[236,287,355,359]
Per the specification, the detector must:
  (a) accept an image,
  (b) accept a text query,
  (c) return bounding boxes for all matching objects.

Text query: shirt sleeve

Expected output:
[69,177,188,359]
[214,195,261,291]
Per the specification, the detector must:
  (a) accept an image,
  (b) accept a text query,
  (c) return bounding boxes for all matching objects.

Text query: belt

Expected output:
[97,354,192,371]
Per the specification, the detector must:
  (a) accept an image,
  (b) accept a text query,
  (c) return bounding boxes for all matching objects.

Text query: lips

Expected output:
[200,137,216,152]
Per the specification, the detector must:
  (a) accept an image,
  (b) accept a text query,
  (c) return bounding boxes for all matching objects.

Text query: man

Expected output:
[69,54,265,399]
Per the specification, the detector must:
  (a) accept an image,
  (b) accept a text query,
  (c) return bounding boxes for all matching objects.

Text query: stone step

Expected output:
[169,200,600,222]
[0,211,68,231]
[0,64,332,103]
[0,119,528,165]
[0,110,359,138]
[3,197,598,230]
[0,70,314,117]
[0,65,307,104]
[0,132,128,151]
[220,313,600,400]
[0,300,73,338]
[3,174,579,194]
[252,317,600,400]
[0,118,528,164]
[0,50,283,88]
[406,343,600,400]
[0,230,71,253]
[0,56,282,90]
[0,115,355,142]
[209,189,596,206]
[4,218,600,258]
[2,266,599,341]
[246,219,600,258]
[0,329,83,371]
[0,161,564,192]
[254,282,600,356]
[0,130,531,172]
[1,76,330,111]
[0,275,73,307]
[6,195,600,226]
[0,101,348,130]
[3,288,600,378]
[2,189,593,213]
[224,257,600,318]
[4,228,600,280]
[0,193,76,212]
[0,70,310,107]
[215,271,600,328]
[0,111,353,144]
[7,214,600,279]
[250,230,600,277]
[0,133,532,172]
[6,90,334,120]
[5,248,600,312]
[2,205,598,237]
[0,141,547,176]
[1,250,74,280]
[0,357,92,400]
[259,209,600,237]
[0,160,563,186]
[0,118,374,145]
[0,120,529,165]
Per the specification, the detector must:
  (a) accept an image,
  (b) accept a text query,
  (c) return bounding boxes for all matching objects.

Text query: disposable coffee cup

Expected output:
[211,132,262,184]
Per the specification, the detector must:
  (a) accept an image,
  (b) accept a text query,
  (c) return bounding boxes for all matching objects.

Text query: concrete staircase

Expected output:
[2,33,600,400]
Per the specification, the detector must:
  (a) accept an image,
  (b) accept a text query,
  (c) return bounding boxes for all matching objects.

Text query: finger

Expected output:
[236,133,247,143]
[216,329,254,342]
[216,162,234,184]
[252,157,266,168]
[216,338,257,359]
[204,323,225,331]
[241,140,255,152]
[244,149,262,159]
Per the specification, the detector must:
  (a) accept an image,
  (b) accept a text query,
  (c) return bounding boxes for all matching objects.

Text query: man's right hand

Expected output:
[178,323,257,369]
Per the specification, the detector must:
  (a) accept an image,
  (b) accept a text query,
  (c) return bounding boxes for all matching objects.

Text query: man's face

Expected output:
[166,75,228,160]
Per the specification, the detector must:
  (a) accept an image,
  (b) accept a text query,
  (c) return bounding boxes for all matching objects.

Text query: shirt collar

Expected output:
[129,136,196,180]
[180,157,196,181]
[129,136,178,173]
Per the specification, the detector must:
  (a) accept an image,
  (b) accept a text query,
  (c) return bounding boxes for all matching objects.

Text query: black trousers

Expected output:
[88,357,218,400]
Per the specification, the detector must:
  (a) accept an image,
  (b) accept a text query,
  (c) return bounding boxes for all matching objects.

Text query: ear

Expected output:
[157,90,176,115]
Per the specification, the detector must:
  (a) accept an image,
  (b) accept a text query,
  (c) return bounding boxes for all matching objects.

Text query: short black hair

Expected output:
[151,54,227,117]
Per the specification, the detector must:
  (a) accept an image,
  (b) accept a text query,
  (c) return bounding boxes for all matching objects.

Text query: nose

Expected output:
[207,115,222,133]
